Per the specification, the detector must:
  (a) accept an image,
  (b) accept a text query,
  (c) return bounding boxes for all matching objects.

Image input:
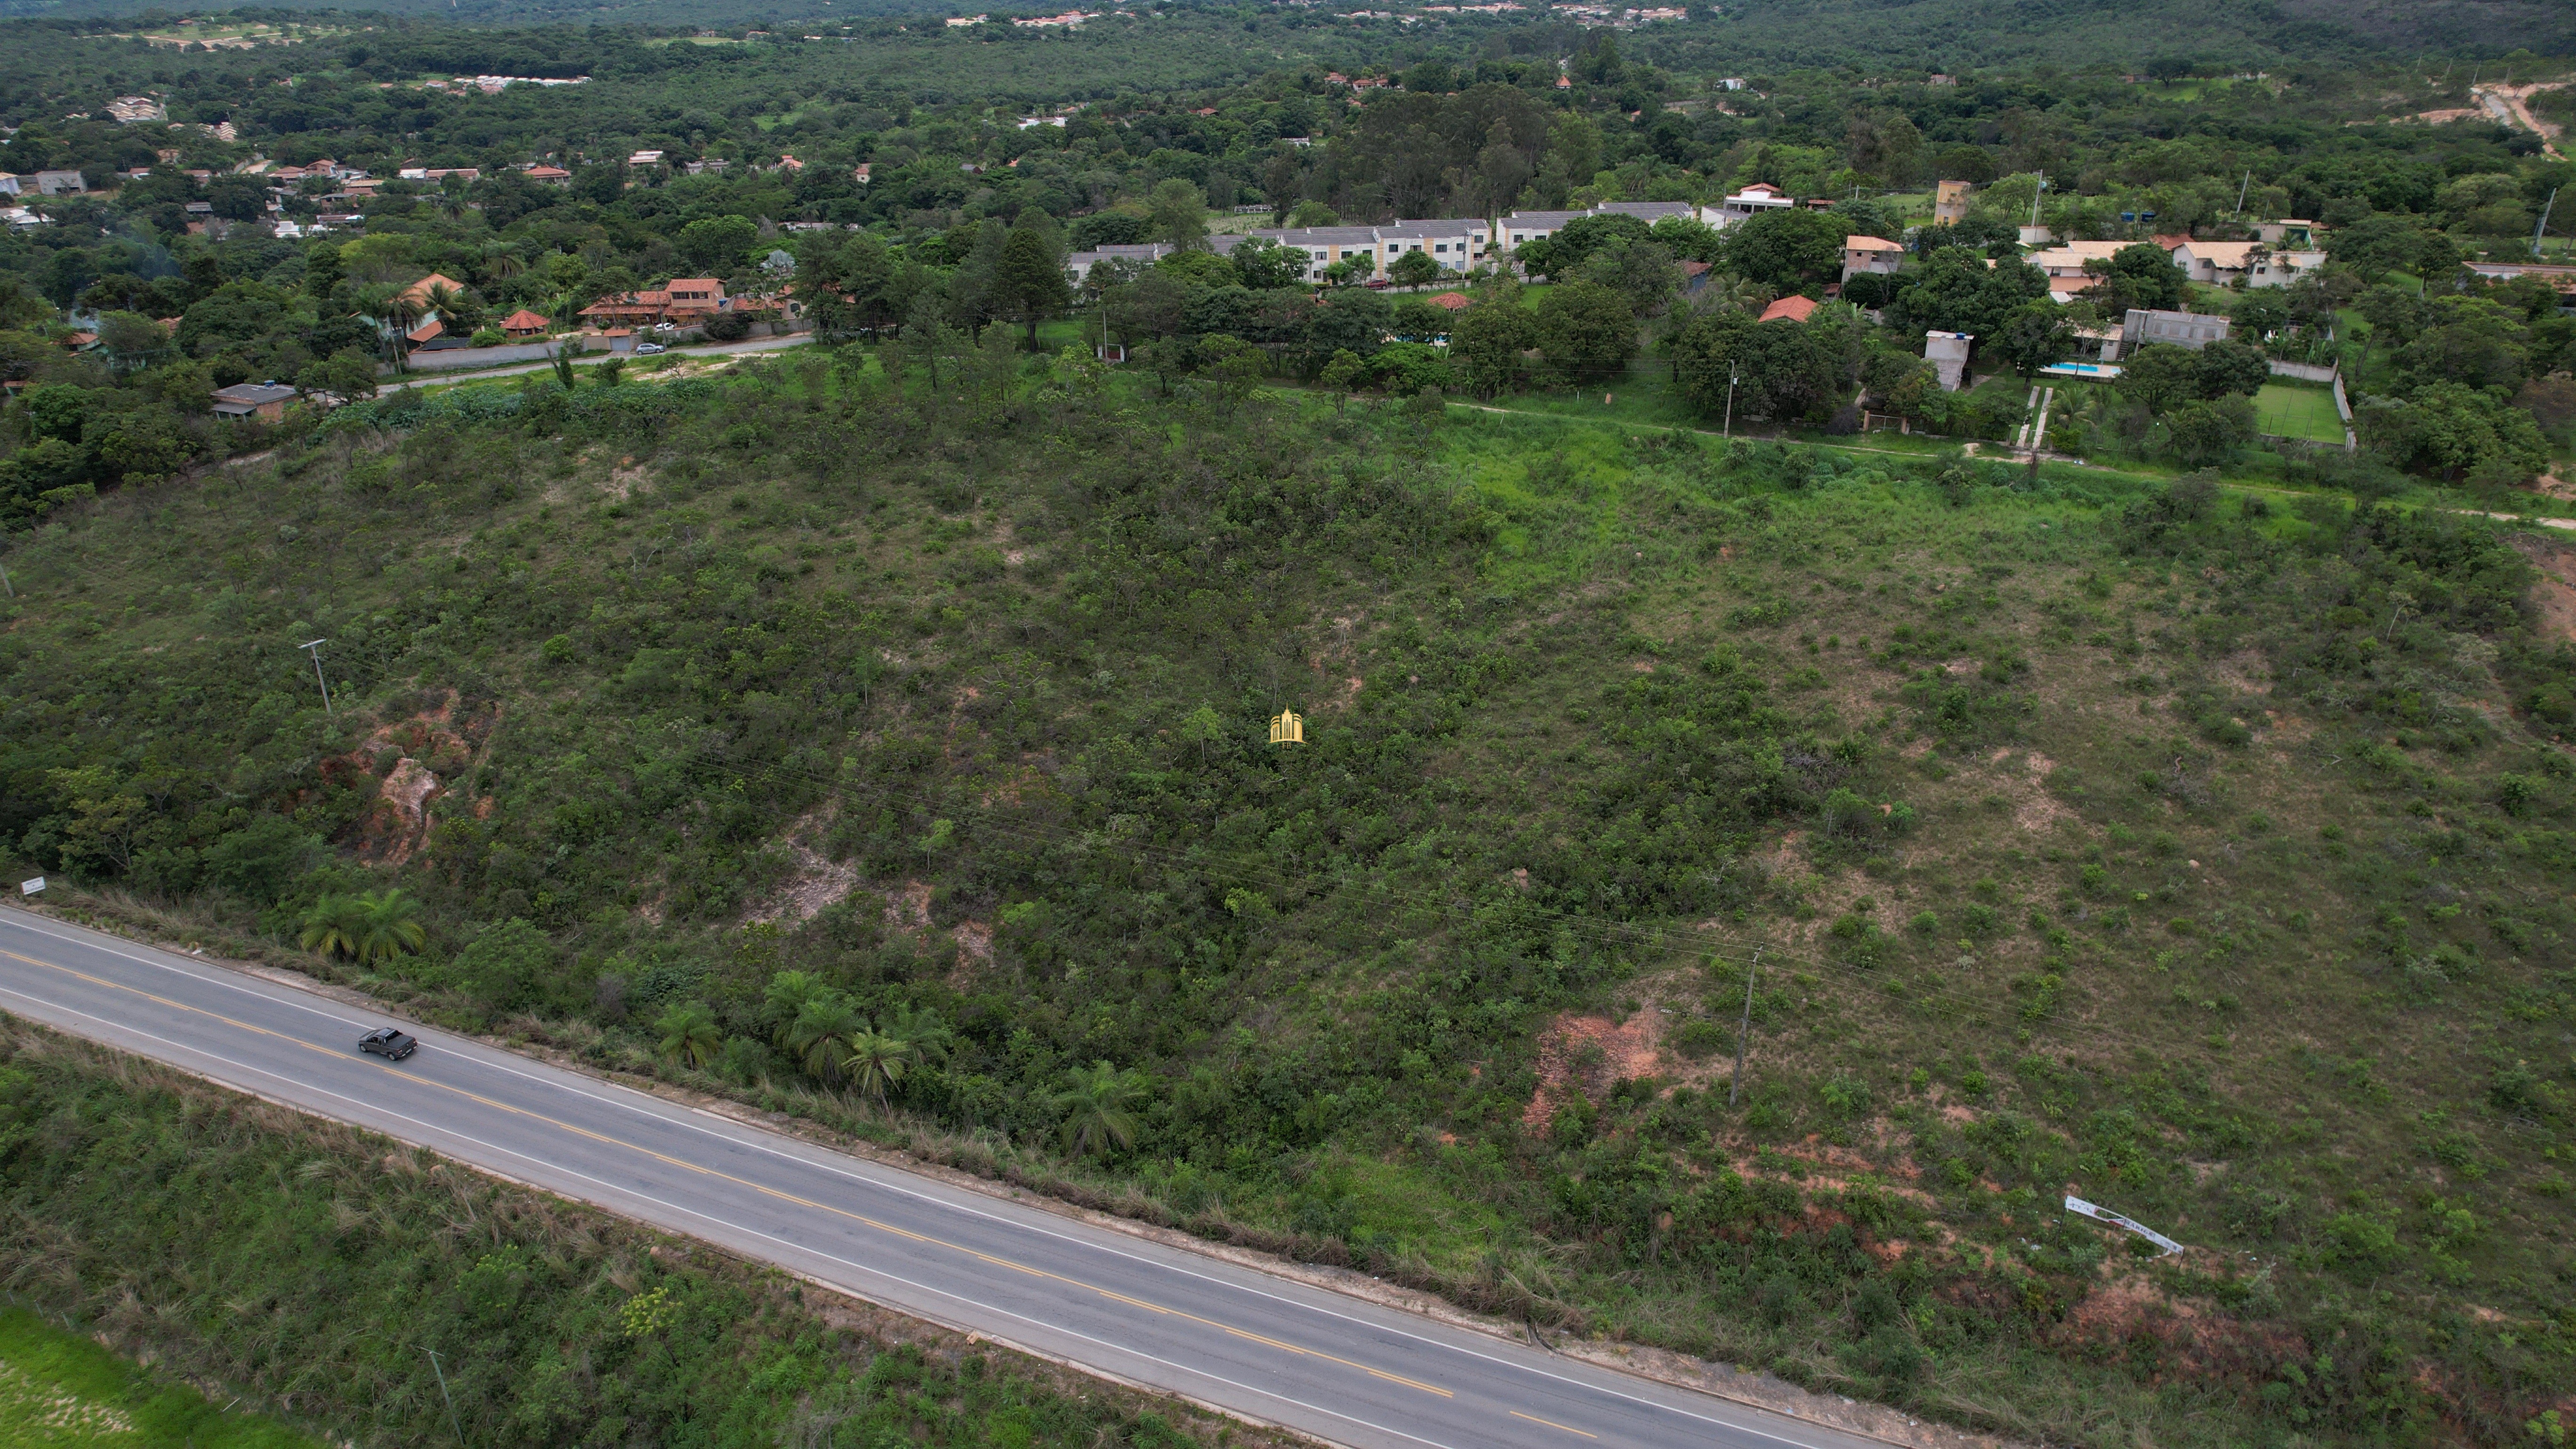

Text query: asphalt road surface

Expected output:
[0,906,1888,1449]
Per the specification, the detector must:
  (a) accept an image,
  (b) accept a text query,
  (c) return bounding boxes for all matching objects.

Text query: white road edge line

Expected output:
[0,911,1856,1449]
[0,984,1463,1449]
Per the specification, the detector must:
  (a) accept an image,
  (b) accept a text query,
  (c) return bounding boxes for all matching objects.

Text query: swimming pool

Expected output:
[2040,362,2124,379]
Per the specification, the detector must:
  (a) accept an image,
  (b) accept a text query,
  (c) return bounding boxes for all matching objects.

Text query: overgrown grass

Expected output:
[5,352,2576,1446]
[0,1307,322,1449]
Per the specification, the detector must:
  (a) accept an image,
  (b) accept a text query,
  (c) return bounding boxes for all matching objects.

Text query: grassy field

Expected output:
[0,1309,321,1449]
[5,352,2576,1446]
[2254,381,2347,443]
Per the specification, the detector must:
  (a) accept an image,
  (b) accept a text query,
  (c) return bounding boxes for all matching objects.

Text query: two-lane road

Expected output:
[0,907,1884,1449]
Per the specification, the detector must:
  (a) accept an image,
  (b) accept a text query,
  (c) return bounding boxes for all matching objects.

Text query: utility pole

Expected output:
[1723,365,1739,438]
[1727,949,1763,1109]
[0,561,13,598]
[2234,169,2251,217]
[2536,188,2559,259]
[298,638,334,716]
[425,1348,466,1445]
[2027,172,2045,233]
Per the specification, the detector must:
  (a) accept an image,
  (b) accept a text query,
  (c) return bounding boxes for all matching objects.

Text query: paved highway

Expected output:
[0,906,1887,1449]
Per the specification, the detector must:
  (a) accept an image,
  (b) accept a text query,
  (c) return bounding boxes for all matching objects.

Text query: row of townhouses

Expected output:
[1066,193,1813,285]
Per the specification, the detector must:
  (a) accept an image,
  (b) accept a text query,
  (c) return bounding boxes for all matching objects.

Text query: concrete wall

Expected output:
[2265,358,2338,384]
[399,341,564,372]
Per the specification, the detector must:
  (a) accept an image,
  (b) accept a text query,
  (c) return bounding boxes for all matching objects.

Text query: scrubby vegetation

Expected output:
[4,348,2575,1444]
[0,1016,1274,1449]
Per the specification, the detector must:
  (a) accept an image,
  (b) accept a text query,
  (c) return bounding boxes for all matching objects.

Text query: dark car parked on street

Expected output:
[358,1026,418,1061]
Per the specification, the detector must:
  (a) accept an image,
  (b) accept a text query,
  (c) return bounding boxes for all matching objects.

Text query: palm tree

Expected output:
[480,244,525,283]
[366,287,425,373]
[1050,1061,1142,1159]
[785,992,861,1080]
[655,1001,723,1069]
[763,971,829,1046]
[350,888,427,964]
[881,1001,955,1066]
[841,1020,919,1111]
[298,894,367,959]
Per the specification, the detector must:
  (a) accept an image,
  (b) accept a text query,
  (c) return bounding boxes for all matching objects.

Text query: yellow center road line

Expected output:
[0,946,1455,1401]
[1511,1410,1599,1438]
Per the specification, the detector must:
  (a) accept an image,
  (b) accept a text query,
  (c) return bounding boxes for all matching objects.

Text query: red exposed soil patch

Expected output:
[2054,1271,2304,1381]
[2511,533,2576,647]
[1522,1010,1661,1127]
[319,693,496,865]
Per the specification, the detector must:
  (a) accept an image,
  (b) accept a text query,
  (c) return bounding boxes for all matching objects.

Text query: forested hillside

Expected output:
[4,347,2574,1446]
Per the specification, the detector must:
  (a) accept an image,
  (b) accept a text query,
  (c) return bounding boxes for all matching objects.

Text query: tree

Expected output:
[2164,395,2257,467]
[2194,338,2271,399]
[677,215,760,274]
[350,889,428,965]
[294,348,378,405]
[1449,297,1535,397]
[299,894,369,960]
[1147,179,1208,250]
[96,312,169,373]
[1721,208,1848,290]
[1320,348,1367,410]
[1671,309,1843,425]
[1535,281,1635,384]
[1991,299,2075,381]
[1232,236,1307,290]
[2085,242,2188,314]
[991,225,1070,350]
[2117,345,2206,412]
[1886,246,2047,338]
[2358,382,2551,482]
[656,1001,724,1070]
[841,1020,918,1110]
[786,991,862,1079]
[764,971,832,1046]
[1579,240,1682,319]
[1051,1060,1143,1157]
[454,917,551,1009]
[1388,249,1441,290]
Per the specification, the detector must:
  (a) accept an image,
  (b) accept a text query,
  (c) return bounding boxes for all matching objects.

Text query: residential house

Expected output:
[1376,217,1489,271]
[499,309,553,338]
[1065,243,1171,284]
[1932,179,1974,225]
[399,273,471,310]
[407,318,457,349]
[1758,294,1819,324]
[1841,235,1905,283]
[1704,183,1795,228]
[210,382,298,420]
[1591,200,1695,224]
[1498,209,1589,248]
[2247,249,2326,288]
[2253,219,2322,249]
[34,170,87,196]
[523,164,572,184]
[580,291,674,327]
[1259,225,1386,281]
[2121,307,2230,351]
[0,176,18,197]
[627,150,665,167]
[853,163,872,185]
[2169,239,2264,285]
[665,279,727,317]
[1427,291,1472,312]
[1924,330,1973,390]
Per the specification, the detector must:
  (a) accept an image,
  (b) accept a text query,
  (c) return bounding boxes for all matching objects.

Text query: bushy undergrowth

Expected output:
[3,354,2574,1445]
[0,1020,1263,1449]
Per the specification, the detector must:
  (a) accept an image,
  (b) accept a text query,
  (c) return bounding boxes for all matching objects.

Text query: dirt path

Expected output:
[2473,81,2568,159]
